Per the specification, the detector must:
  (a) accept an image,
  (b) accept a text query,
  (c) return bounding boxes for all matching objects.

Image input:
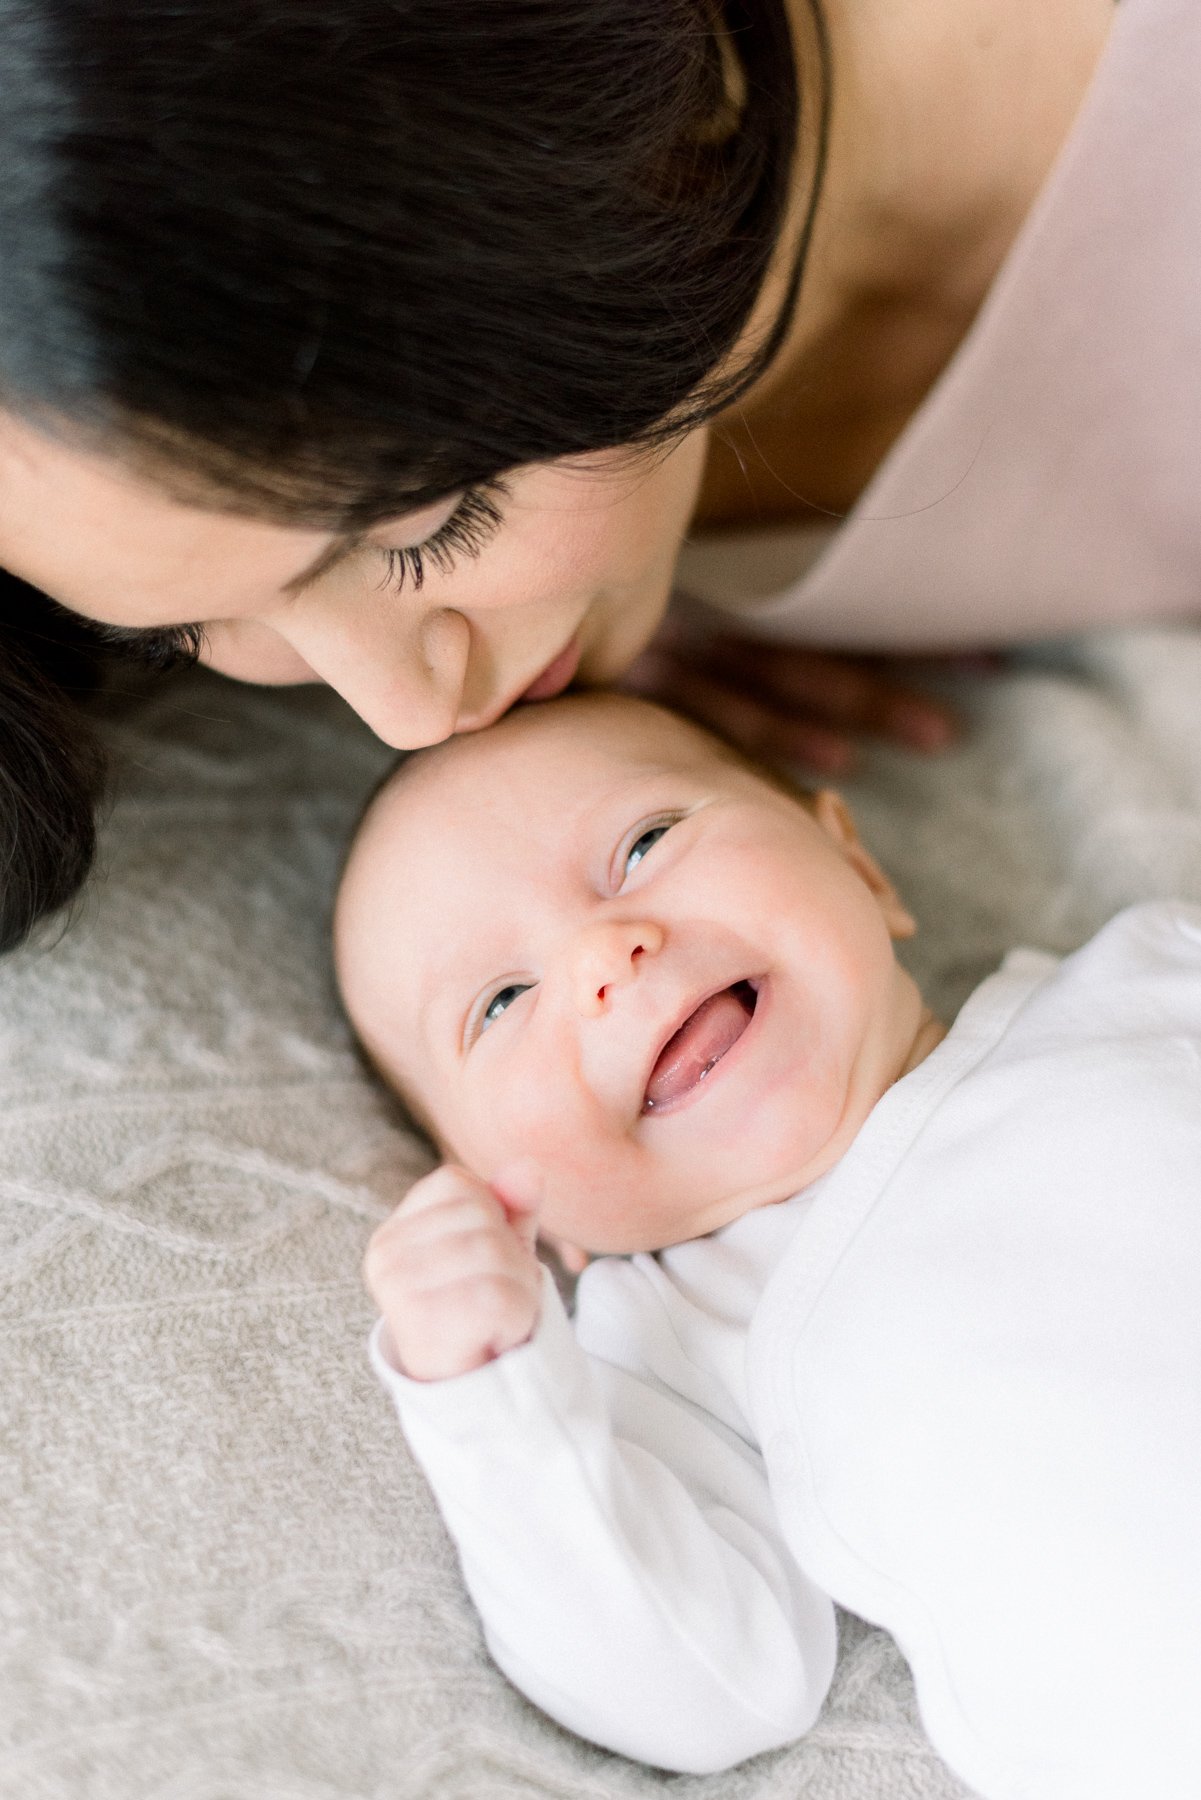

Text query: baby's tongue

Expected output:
[644,987,752,1110]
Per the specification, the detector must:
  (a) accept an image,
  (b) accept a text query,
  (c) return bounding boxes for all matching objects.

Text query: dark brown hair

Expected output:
[0,0,829,950]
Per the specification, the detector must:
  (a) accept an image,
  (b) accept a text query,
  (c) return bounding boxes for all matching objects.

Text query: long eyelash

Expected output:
[84,481,506,666]
[379,480,507,594]
[93,620,207,671]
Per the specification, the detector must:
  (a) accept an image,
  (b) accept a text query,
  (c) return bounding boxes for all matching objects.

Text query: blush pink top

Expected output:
[677,0,1201,651]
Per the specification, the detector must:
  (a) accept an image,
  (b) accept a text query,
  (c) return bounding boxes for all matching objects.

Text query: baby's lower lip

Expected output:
[519,635,582,703]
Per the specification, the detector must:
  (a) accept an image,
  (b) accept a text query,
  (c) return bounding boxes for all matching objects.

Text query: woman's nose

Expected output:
[281,603,472,748]
[572,919,665,1017]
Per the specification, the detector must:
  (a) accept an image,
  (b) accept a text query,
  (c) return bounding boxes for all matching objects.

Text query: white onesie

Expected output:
[372,902,1201,1800]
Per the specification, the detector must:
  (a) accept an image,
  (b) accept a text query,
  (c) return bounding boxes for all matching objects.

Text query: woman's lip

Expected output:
[458,633,582,733]
[518,635,582,703]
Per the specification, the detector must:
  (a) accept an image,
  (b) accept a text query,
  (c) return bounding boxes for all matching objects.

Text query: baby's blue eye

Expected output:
[624,823,672,877]
[481,983,532,1032]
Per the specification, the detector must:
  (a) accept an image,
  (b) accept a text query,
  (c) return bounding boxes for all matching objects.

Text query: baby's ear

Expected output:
[812,791,916,941]
[539,1233,590,1276]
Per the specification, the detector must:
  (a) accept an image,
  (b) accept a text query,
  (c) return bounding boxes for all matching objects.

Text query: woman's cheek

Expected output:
[202,620,317,684]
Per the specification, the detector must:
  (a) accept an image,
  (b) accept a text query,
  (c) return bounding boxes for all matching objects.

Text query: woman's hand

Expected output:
[622,623,974,775]
[364,1161,544,1383]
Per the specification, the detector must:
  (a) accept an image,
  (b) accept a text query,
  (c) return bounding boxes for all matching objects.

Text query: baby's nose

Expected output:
[572,919,665,1017]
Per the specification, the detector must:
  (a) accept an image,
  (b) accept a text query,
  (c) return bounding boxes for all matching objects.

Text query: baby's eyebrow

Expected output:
[421,935,501,1055]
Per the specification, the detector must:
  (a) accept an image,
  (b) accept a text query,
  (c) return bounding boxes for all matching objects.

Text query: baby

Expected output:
[335,693,1201,1800]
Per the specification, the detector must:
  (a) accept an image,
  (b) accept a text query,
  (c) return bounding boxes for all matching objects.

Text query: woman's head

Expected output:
[0,415,710,742]
[0,0,823,948]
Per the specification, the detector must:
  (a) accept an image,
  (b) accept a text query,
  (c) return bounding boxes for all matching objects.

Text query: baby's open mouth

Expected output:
[642,980,759,1114]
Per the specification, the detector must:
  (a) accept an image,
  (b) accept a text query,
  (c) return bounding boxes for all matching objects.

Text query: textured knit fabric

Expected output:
[373,904,1201,1797]
[5,624,1201,1798]
[677,0,1201,650]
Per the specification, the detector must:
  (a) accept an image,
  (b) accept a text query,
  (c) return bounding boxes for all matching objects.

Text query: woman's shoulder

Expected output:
[687,0,1201,643]
[698,0,1119,531]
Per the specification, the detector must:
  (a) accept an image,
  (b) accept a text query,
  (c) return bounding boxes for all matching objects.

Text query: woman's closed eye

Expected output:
[92,619,208,670]
[378,479,507,594]
[68,479,509,664]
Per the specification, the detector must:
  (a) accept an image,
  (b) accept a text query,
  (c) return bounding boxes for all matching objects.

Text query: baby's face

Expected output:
[336,695,925,1255]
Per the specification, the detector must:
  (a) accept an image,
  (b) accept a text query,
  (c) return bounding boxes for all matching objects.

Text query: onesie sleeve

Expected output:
[369,1264,836,1774]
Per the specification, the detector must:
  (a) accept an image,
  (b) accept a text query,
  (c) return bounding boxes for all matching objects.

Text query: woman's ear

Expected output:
[812,790,916,940]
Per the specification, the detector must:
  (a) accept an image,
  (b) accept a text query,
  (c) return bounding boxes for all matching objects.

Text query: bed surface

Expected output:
[3,627,1199,1800]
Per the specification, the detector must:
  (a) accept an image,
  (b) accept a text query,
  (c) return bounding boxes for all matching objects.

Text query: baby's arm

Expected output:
[365,1166,836,1775]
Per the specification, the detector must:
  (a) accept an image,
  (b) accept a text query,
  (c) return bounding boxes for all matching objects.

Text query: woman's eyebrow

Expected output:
[280,532,365,595]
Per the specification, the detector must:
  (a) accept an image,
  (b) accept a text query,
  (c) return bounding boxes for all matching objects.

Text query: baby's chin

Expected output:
[549,1190,790,1261]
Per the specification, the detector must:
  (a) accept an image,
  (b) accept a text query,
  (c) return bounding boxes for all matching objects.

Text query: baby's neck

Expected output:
[900,1004,948,1078]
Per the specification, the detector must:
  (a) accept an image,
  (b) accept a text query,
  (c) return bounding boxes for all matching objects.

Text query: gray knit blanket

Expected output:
[3,625,1200,1800]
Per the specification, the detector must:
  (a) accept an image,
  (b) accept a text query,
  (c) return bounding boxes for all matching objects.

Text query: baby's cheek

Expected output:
[496,1086,630,1229]
[518,1108,604,1188]
[455,1072,595,1182]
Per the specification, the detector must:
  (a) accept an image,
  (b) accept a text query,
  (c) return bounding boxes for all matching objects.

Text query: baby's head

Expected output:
[335,693,930,1259]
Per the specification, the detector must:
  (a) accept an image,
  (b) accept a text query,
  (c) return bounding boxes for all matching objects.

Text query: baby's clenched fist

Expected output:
[364,1160,544,1382]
